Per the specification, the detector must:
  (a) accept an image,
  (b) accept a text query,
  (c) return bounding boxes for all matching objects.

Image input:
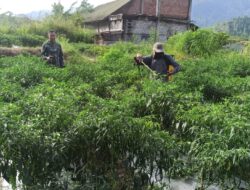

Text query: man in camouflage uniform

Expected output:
[41,30,64,67]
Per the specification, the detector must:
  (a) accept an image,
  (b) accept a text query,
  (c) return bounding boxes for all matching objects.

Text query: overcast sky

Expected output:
[0,0,114,14]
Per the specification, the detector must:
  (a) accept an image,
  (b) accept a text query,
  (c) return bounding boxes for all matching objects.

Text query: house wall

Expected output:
[157,21,188,41]
[116,0,191,20]
[96,21,109,33]
[88,0,192,44]
[90,15,124,44]
[109,14,124,32]
[160,0,190,19]
[123,18,188,42]
[92,15,123,34]
[91,15,189,44]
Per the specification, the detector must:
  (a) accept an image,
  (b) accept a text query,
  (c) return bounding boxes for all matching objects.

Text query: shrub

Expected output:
[0,14,95,46]
[0,33,18,47]
[1,41,250,189]
[41,17,95,43]
[202,81,232,102]
[232,52,250,77]
[18,34,45,47]
[0,33,45,47]
[166,29,229,56]
[73,43,109,57]
[0,81,24,102]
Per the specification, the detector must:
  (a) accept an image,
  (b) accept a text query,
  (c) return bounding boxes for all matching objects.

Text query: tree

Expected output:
[51,2,64,17]
[50,1,93,24]
[77,0,94,14]
[72,0,94,26]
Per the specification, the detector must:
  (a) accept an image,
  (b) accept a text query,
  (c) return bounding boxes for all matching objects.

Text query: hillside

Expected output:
[214,16,250,38]
[192,0,250,27]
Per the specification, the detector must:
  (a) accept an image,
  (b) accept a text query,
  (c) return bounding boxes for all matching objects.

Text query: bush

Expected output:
[166,29,229,56]
[18,34,45,47]
[1,41,250,189]
[0,33,45,47]
[0,14,94,47]
[0,33,18,47]
[0,81,24,102]
[73,43,109,57]
[232,56,250,77]
[202,81,232,102]
[38,17,95,43]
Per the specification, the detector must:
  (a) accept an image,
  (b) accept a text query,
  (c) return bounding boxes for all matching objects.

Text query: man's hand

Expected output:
[167,72,174,76]
[43,56,52,61]
[134,53,143,65]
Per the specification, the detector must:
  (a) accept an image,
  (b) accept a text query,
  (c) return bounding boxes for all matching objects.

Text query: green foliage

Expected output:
[3,56,47,88]
[77,0,94,13]
[0,32,45,47]
[18,34,45,47]
[1,38,250,190]
[0,81,24,102]
[41,17,94,43]
[0,33,18,47]
[51,2,65,17]
[44,0,95,43]
[231,54,250,77]
[166,29,229,56]
[215,16,250,38]
[0,9,95,46]
[0,14,46,47]
[0,12,30,30]
[73,43,109,57]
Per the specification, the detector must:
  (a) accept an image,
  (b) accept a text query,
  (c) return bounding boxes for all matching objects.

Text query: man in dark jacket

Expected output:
[135,42,180,81]
[41,30,64,67]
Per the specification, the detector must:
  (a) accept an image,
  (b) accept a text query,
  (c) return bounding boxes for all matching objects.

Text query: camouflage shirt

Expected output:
[41,41,64,67]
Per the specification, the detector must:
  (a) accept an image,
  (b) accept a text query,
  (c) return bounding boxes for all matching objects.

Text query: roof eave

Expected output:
[83,0,130,24]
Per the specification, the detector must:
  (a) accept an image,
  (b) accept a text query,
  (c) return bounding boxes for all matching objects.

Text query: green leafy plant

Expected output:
[0,31,250,190]
[166,29,229,56]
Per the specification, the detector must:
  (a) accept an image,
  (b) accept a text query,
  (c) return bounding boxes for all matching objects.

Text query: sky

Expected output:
[0,0,114,14]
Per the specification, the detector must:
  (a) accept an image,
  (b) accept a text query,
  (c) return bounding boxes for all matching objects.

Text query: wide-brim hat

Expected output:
[153,42,164,53]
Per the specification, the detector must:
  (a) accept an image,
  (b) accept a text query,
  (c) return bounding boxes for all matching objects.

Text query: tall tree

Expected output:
[77,0,94,14]
[52,2,64,17]
[72,0,94,26]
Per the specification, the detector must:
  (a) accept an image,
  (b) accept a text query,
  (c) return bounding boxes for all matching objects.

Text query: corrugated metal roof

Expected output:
[84,0,130,22]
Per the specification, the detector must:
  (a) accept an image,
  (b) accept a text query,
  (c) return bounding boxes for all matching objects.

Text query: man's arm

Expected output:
[58,44,64,67]
[41,43,50,61]
[142,56,152,67]
[134,54,152,67]
[165,54,180,75]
